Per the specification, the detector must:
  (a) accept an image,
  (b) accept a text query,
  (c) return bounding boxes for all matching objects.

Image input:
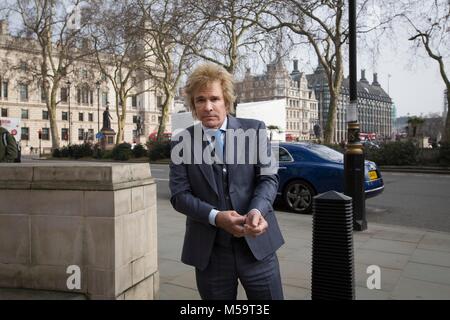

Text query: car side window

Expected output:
[279,147,293,162]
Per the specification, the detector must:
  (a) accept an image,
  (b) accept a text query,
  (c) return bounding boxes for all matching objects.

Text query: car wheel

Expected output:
[283,180,316,214]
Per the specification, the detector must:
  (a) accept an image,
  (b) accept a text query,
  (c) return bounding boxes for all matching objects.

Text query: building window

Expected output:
[77,85,92,105]
[41,85,47,102]
[19,61,28,71]
[157,96,163,108]
[88,113,93,122]
[133,115,138,123]
[79,112,84,121]
[21,127,29,140]
[19,83,28,101]
[132,95,137,108]
[21,109,29,119]
[42,110,48,120]
[0,80,8,98]
[60,87,68,103]
[82,88,89,104]
[78,128,84,141]
[41,128,50,140]
[1,108,7,117]
[151,115,156,122]
[61,128,68,141]
[88,129,94,140]
[62,111,68,121]
[101,92,108,106]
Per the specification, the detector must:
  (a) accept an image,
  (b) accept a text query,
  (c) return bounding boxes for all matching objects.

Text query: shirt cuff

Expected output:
[249,208,262,216]
[209,209,220,226]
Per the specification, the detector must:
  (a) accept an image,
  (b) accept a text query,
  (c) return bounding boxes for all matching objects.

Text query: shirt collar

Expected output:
[202,116,228,136]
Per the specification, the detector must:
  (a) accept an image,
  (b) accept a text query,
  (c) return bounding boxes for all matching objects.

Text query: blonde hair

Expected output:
[184,63,236,119]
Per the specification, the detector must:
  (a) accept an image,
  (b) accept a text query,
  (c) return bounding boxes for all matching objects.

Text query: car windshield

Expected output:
[306,144,344,162]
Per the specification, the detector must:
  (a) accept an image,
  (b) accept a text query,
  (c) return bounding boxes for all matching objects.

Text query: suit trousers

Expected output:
[195,237,284,300]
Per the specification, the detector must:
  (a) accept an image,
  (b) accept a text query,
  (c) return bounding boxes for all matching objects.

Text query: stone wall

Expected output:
[0,162,158,300]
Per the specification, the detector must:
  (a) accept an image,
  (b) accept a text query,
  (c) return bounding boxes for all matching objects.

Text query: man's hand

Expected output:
[215,210,247,237]
[244,209,268,238]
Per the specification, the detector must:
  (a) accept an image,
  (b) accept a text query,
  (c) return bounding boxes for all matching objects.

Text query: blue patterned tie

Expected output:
[213,129,224,162]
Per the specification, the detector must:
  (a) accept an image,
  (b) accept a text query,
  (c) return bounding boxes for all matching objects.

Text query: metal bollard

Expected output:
[311,191,355,300]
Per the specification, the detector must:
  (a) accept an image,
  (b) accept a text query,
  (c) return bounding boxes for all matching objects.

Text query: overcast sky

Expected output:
[359,30,446,118]
[286,31,447,119]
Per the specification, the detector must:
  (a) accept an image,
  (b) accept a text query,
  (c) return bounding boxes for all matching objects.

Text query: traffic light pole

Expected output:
[345,0,367,231]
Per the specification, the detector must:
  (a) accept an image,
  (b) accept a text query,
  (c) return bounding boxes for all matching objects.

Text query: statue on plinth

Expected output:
[102,106,113,131]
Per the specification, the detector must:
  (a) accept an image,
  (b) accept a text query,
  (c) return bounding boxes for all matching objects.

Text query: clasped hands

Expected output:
[215,209,268,238]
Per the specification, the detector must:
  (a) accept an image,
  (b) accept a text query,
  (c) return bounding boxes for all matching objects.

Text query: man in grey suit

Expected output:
[169,63,284,300]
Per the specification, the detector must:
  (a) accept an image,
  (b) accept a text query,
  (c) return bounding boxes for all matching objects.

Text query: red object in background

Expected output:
[11,129,17,136]
[285,133,295,142]
[148,131,171,142]
[359,132,376,141]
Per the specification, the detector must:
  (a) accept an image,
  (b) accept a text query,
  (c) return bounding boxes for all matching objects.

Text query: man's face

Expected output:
[193,81,227,129]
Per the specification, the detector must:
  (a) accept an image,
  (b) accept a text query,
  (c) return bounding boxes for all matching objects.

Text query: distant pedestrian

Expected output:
[0,125,18,162]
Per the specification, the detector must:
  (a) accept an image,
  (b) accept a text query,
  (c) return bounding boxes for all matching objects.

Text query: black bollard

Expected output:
[311,191,355,300]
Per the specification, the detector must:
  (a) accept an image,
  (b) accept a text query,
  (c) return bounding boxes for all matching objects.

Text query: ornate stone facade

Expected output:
[235,59,319,141]
[306,64,394,143]
[0,20,167,154]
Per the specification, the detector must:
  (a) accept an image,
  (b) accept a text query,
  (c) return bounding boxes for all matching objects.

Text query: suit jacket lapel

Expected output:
[225,115,242,186]
[191,123,218,196]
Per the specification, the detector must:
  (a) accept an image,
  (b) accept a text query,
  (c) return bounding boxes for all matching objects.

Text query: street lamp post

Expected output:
[38,130,42,158]
[66,80,72,145]
[96,80,100,135]
[345,0,367,231]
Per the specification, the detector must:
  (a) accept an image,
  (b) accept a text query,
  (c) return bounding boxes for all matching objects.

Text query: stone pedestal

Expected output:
[0,162,158,300]
[100,129,116,151]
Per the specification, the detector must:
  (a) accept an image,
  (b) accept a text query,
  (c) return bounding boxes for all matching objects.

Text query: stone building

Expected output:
[235,59,319,141]
[0,20,167,154]
[306,63,394,143]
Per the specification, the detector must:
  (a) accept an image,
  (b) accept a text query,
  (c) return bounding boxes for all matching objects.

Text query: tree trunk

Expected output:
[49,85,60,150]
[157,92,174,142]
[443,89,450,143]
[323,91,339,144]
[115,95,127,145]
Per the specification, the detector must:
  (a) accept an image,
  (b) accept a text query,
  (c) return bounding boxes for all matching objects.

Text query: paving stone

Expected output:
[418,232,450,253]
[359,238,418,255]
[158,283,200,300]
[355,249,410,270]
[410,248,450,268]
[402,262,450,286]
[391,277,450,300]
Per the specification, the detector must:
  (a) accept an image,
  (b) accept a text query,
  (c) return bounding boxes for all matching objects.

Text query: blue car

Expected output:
[272,142,384,214]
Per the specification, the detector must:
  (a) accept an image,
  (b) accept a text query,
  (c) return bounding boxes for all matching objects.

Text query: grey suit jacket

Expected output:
[169,115,284,271]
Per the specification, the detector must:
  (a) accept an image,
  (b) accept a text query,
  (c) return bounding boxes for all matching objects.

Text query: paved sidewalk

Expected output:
[157,199,450,300]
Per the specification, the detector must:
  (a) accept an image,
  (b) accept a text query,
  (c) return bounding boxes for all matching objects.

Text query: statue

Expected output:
[136,116,143,135]
[102,106,113,130]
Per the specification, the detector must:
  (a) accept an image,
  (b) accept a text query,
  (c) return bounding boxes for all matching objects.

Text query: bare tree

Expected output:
[137,0,205,141]
[184,0,274,75]
[253,0,348,144]
[89,0,154,144]
[400,0,450,142]
[4,0,92,149]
